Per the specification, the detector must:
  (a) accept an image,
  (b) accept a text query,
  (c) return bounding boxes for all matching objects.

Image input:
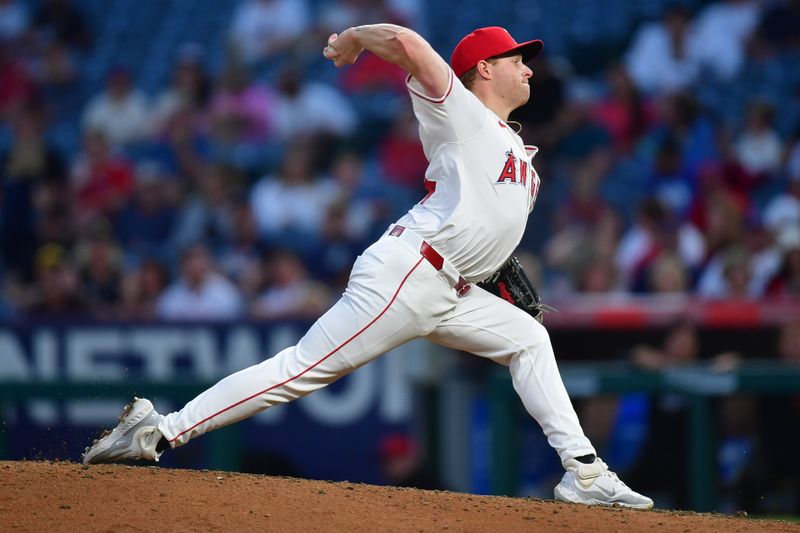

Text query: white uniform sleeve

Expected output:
[405,68,486,144]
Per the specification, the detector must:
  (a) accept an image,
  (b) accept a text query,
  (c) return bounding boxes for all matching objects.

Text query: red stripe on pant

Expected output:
[168,256,426,443]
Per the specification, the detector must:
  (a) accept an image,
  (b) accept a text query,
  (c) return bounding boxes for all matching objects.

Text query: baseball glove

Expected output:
[478,256,552,323]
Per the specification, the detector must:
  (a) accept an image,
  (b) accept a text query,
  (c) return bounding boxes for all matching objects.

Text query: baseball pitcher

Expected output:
[82,24,653,509]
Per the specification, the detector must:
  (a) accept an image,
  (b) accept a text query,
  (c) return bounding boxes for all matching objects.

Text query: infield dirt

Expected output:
[1,460,798,532]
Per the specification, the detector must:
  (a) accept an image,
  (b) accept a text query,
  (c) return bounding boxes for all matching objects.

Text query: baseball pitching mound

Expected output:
[1,461,797,532]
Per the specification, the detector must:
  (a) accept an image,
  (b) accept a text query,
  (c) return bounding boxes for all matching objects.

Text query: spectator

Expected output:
[698,186,746,262]
[272,66,357,142]
[339,50,408,95]
[591,64,656,153]
[156,244,243,320]
[171,164,240,252]
[314,199,366,289]
[318,1,418,99]
[251,249,331,320]
[700,156,786,298]
[209,62,274,144]
[0,0,29,43]
[2,104,65,184]
[229,0,310,65]
[150,43,211,135]
[249,144,338,253]
[733,101,784,179]
[216,201,264,303]
[326,150,396,240]
[33,0,91,50]
[378,105,428,190]
[624,4,698,95]
[114,161,178,264]
[724,216,783,301]
[312,150,401,287]
[687,162,753,237]
[615,198,705,292]
[70,129,135,222]
[118,258,169,320]
[321,2,408,95]
[765,225,800,297]
[75,224,123,315]
[647,253,690,294]
[544,152,622,292]
[27,34,78,88]
[646,135,695,219]
[575,254,622,294]
[551,87,612,161]
[762,159,800,235]
[33,178,75,252]
[654,92,718,177]
[689,0,761,82]
[26,242,87,318]
[149,106,211,183]
[0,42,36,119]
[82,68,152,148]
[0,105,65,277]
[696,245,755,299]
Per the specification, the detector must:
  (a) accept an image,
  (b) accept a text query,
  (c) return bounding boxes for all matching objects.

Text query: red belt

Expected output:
[389,225,470,296]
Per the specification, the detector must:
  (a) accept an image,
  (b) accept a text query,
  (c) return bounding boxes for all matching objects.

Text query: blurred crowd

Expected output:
[1,0,799,322]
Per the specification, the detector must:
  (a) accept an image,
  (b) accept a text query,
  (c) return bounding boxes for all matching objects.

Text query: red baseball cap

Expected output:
[450,27,543,78]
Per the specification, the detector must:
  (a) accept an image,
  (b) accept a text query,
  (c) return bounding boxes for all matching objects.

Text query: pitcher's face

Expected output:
[490,54,533,109]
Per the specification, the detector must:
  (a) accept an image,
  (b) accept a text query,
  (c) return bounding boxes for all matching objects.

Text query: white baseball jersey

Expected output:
[396,68,541,282]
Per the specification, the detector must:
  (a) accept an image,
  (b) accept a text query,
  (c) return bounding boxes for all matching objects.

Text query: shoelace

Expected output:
[596,459,629,487]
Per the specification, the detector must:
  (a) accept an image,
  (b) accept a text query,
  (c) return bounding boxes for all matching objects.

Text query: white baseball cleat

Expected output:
[82,397,165,465]
[554,457,654,509]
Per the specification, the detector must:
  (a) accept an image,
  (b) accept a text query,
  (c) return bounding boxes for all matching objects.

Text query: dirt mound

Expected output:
[1,460,797,532]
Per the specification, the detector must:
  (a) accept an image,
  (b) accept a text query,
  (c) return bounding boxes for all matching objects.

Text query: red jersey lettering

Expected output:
[530,169,540,202]
[497,152,517,183]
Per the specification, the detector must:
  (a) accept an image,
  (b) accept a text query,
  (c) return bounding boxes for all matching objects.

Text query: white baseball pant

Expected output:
[158,227,596,465]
